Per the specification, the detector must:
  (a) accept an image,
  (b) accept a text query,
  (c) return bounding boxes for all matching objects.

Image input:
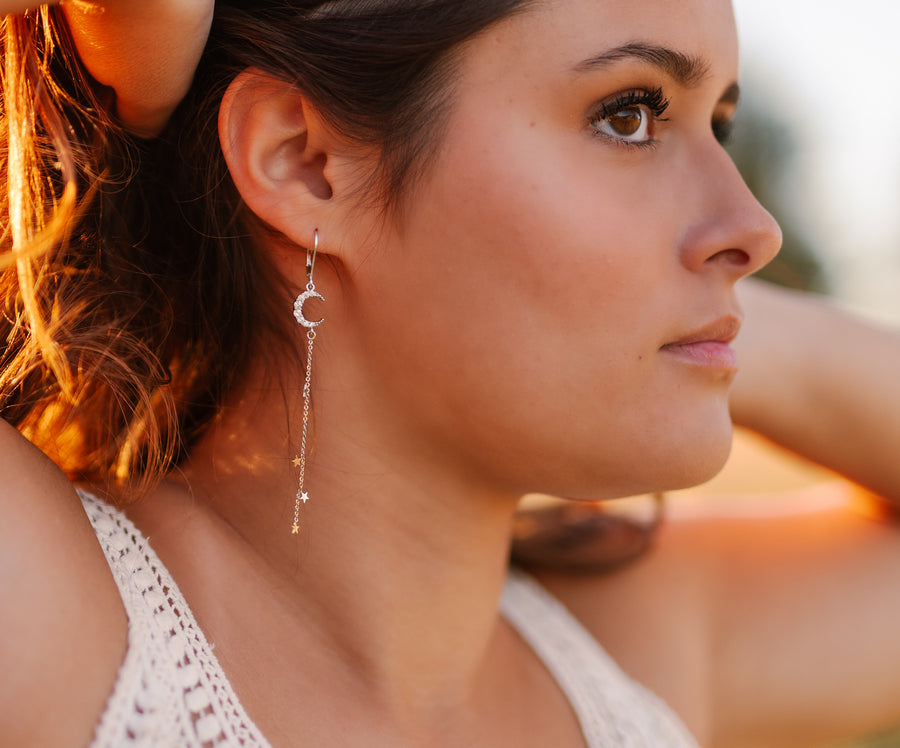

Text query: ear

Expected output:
[218,68,348,252]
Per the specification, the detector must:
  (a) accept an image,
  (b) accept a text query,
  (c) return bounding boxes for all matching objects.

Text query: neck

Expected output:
[179,375,522,718]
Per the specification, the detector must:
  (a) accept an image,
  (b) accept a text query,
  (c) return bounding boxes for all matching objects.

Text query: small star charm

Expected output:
[291,524,300,534]
[292,456,302,467]
[299,491,310,504]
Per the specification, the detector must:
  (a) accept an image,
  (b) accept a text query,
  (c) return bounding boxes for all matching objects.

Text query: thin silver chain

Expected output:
[292,321,316,532]
[291,231,323,535]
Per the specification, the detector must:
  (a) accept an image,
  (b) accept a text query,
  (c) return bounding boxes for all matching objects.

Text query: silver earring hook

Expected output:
[294,229,325,328]
[306,229,319,285]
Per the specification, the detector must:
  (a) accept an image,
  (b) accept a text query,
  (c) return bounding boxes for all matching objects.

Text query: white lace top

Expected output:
[80,490,699,747]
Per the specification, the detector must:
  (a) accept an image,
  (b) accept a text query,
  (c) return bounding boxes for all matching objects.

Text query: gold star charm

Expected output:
[292,456,302,467]
[291,524,300,534]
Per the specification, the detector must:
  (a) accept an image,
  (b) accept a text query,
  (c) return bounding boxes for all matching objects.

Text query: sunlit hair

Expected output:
[0,1,532,497]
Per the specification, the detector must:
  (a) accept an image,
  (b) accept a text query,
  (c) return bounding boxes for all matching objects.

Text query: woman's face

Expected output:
[336,0,781,500]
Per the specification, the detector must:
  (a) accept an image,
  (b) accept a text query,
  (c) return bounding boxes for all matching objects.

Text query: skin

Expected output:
[3,0,900,746]
[1,0,213,137]
[186,5,779,742]
[324,0,774,501]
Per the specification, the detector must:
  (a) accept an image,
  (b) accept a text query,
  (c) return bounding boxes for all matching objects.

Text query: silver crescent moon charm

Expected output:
[293,289,325,328]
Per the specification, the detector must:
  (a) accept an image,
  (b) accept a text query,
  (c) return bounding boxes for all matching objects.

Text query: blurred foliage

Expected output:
[726,99,829,294]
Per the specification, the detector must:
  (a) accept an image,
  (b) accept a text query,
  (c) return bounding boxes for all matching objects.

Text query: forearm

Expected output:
[731,279,900,501]
[61,0,213,137]
[3,1,211,137]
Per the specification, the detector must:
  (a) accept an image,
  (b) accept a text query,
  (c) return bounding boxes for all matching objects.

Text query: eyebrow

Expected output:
[573,42,711,89]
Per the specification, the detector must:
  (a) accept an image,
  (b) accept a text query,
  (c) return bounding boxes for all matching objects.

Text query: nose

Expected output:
[678,146,782,280]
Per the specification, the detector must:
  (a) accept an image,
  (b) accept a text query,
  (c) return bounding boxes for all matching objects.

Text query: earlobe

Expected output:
[218,68,334,246]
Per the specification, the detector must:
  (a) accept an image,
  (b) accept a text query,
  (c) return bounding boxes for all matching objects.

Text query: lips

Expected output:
[660,315,742,370]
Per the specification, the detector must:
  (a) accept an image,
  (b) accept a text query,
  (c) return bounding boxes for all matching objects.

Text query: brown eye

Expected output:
[607,107,643,137]
[589,88,669,146]
[591,104,651,143]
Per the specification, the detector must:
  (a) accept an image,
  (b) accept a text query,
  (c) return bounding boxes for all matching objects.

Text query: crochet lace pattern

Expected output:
[80,490,698,747]
[501,569,700,748]
[79,491,270,747]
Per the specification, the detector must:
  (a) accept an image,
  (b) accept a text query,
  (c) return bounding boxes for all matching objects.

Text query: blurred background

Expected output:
[730,0,900,324]
[707,4,899,745]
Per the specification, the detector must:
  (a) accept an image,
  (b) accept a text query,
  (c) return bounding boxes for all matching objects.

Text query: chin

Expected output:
[657,413,735,492]
[527,398,737,501]
[557,424,735,502]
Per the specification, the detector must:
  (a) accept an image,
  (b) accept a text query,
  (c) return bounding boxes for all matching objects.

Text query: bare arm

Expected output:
[731,278,900,503]
[61,0,214,136]
[696,281,900,744]
[539,494,900,747]
[2,0,213,137]
[704,500,900,747]
[0,420,127,747]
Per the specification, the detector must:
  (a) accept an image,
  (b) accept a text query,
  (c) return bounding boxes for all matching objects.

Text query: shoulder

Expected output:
[535,488,900,747]
[532,520,716,745]
[0,419,127,747]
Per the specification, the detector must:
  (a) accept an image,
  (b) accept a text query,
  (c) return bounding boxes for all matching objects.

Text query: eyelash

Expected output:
[589,88,738,148]
[589,87,671,148]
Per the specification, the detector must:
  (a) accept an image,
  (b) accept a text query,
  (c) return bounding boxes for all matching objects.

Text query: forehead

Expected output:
[466,0,740,86]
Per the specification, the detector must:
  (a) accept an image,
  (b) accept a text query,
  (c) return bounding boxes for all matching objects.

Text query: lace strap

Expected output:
[78,490,270,747]
[500,568,700,748]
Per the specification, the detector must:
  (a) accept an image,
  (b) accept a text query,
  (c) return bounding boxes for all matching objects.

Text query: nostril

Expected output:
[707,248,750,266]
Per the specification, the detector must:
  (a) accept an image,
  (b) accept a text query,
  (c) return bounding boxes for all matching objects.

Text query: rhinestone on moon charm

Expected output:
[293,287,325,328]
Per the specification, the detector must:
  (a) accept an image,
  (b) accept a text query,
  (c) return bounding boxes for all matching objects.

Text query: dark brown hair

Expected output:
[0,0,533,494]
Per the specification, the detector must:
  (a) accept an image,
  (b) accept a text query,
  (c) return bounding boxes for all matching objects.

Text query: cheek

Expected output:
[351,123,729,495]
[401,122,675,380]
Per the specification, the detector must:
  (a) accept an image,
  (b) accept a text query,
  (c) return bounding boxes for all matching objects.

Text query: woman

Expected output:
[2,1,900,746]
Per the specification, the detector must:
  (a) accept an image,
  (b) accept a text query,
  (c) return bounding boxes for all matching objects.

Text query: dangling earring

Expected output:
[290,229,325,534]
